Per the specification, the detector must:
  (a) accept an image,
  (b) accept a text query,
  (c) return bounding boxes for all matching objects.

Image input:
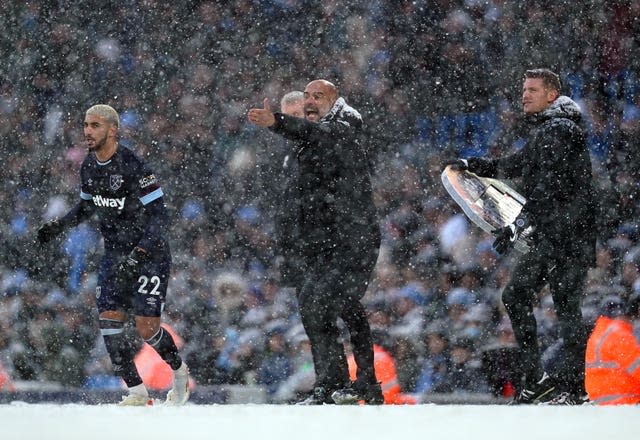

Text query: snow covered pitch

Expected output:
[0,403,638,440]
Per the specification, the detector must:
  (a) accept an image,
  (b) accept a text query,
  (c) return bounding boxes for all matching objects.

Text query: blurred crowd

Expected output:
[1,1,640,402]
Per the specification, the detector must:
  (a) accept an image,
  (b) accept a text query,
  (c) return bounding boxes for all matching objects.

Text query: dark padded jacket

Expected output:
[469,96,596,261]
[270,97,380,263]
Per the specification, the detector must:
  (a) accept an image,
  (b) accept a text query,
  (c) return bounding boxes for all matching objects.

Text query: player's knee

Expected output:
[134,314,161,340]
[144,326,165,347]
[138,327,159,341]
[136,322,161,341]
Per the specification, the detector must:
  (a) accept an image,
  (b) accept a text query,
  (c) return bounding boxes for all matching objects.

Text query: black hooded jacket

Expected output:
[469,96,596,260]
[270,97,380,262]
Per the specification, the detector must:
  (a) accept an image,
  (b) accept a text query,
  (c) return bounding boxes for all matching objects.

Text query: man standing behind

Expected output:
[448,69,596,404]
[248,80,382,404]
[37,105,189,406]
[273,91,306,290]
[280,91,306,118]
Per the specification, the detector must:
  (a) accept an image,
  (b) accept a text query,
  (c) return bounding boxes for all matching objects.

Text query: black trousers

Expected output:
[502,247,589,395]
[297,245,379,391]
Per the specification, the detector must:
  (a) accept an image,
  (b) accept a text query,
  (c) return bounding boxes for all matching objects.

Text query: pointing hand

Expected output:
[248,98,275,127]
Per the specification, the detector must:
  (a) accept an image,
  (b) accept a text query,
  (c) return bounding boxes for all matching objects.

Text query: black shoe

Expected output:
[544,391,590,405]
[331,381,384,405]
[511,372,556,405]
[296,387,335,405]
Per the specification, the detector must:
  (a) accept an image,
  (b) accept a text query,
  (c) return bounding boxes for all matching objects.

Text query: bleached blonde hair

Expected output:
[86,104,120,127]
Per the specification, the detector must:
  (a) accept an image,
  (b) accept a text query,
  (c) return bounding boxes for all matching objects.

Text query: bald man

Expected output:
[249,80,382,404]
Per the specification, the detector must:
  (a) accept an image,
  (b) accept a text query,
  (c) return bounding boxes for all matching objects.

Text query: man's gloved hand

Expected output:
[444,158,469,171]
[116,246,149,285]
[37,220,64,244]
[492,213,533,254]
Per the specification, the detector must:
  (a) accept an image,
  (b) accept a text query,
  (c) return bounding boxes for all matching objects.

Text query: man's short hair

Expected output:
[524,68,562,92]
[86,104,120,127]
[280,91,304,108]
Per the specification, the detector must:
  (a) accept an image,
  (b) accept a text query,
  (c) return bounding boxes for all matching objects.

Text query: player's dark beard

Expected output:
[87,134,107,152]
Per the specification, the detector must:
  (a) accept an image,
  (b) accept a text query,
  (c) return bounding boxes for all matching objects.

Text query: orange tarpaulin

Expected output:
[0,361,15,392]
[134,324,194,391]
[585,316,640,405]
[348,344,416,405]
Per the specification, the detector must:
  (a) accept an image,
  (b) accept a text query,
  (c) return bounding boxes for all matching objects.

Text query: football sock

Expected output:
[100,319,143,387]
[145,327,182,371]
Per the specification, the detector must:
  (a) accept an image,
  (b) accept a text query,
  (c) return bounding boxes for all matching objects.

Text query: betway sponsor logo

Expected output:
[92,195,125,210]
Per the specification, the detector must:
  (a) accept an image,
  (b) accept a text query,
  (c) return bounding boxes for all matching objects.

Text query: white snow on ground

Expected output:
[0,403,639,440]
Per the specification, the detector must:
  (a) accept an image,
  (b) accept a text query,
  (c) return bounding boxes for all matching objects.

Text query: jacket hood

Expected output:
[321,97,362,126]
[539,95,583,123]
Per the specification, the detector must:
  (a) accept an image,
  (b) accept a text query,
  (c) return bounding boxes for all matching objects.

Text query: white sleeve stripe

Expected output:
[140,188,163,205]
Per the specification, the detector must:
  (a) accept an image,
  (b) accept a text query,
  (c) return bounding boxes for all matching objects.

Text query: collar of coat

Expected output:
[527,95,583,125]
[320,97,362,126]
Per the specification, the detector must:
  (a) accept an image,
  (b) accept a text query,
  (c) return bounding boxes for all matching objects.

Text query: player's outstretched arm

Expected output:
[36,219,64,244]
[36,199,95,244]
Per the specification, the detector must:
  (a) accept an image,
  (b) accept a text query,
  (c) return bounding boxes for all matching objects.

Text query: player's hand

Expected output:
[37,220,64,244]
[492,225,516,254]
[492,213,532,254]
[247,99,275,127]
[116,247,149,285]
[444,158,468,171]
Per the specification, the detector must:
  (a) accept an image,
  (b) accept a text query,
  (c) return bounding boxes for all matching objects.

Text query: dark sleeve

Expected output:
[467,157,499,177]
[134,160,170,252]
[469,148,527,179]
[270,113,356,145]
[59,199,96,229]
[522,123,578,211]
[59,163,97,228]
[494,148,527,179]
[138,197,170,252]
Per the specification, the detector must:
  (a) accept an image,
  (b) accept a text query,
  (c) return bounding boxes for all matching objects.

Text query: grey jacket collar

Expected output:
[320,97,362,125]
[540,95,582,123]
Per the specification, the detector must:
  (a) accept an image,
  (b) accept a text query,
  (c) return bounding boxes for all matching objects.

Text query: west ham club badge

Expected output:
[110,174,123,191]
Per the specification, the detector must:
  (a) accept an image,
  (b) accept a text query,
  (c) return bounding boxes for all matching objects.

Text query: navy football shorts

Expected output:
[96,250,171,317]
